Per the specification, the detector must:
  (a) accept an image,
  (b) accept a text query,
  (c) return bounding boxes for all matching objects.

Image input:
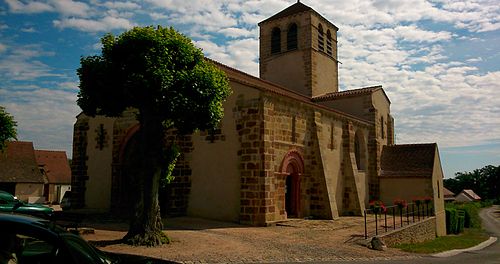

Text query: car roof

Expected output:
[0,213,65,236]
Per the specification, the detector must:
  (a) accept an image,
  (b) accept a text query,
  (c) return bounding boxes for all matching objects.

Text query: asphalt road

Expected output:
[311,205,500,264]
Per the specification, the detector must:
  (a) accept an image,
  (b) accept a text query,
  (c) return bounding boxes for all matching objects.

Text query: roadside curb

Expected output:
[431,236,498,257]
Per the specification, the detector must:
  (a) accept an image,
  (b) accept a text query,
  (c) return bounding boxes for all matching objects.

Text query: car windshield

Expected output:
[60,233,117,264]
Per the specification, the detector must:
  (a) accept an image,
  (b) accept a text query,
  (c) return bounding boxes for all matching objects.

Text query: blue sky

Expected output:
[0,0,499,178]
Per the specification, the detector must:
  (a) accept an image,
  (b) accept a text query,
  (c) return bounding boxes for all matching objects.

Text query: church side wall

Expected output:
[187,82,253,222]
[84,116,114,210]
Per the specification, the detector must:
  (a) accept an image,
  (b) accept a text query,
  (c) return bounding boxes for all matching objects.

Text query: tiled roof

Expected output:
[312,85,391,103]
[461,189,481,200]
[35,150,71,184]
[380,143,437,178]
[443,187,455,197]
[259,1,338,30]
[0,141,44,183]
[208,58,372,126]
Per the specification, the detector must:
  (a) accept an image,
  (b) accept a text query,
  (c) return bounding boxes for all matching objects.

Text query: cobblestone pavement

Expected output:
[81,216,419,263]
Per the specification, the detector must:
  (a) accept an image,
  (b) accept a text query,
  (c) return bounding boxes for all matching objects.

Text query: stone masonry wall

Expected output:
[70,115,90,209]
[378,217,436,247]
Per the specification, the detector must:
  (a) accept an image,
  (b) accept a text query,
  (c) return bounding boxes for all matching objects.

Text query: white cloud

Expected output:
[0,44,60,81]
[53,16,135,32]
[50,0,90,17]
[102,1,141,10]
[5,0,53,13]
[149,12,168,20]
[218,27,254,38]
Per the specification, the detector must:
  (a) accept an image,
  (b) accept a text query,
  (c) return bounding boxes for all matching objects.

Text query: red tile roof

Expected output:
[443,187,455,197]
[0,141,44,183]
[461,189,481,200]
[35,150,71,184]
[380,143,437,178]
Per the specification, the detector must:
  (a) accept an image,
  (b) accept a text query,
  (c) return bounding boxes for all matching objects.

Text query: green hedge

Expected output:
[445,208,458,234]
[447,202,481,228]
[456,210,465,234]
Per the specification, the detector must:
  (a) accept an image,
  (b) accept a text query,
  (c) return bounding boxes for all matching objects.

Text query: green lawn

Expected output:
[395,228,490,253]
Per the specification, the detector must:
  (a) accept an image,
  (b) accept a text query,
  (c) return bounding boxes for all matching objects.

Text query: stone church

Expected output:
[71,2,445,234]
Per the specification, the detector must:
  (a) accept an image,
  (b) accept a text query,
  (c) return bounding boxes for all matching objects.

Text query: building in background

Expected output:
[0,141,45,202]
[35,150,72,204]
[455,189,481,202]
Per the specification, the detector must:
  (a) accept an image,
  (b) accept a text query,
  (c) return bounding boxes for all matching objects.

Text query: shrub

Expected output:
[456,210,465,234]
[445,208,458,234]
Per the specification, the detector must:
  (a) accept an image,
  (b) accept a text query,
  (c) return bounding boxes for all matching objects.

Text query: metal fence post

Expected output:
[375,211,378,236]
[364,209,367,239]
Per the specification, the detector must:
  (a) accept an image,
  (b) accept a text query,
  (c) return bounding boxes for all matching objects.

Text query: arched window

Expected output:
[318,24,324,51]
[326,30,333,56]
[287,23,298,50]
[271,27,281,54]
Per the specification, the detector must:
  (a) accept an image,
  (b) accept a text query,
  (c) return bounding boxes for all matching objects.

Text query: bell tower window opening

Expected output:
[271,27,281,54]
[318,24,324,52]
[287,23,298,51]
[326,30,333,56]
[380,116,385,139]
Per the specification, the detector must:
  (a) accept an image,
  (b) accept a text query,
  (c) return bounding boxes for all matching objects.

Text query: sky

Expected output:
[0,0,499,178]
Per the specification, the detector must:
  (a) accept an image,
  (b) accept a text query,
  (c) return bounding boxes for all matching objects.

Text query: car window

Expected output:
[61,234,104,264]
[2,233,58,264]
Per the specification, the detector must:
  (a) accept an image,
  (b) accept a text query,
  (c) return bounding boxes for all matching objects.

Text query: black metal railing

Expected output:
[363,202,434,239]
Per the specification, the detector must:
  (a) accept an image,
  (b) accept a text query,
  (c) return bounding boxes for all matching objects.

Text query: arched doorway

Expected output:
[281,150,304,218]
[118,130,141,216]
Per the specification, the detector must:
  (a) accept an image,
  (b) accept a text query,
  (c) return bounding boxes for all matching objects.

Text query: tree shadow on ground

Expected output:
[88,238,125,247]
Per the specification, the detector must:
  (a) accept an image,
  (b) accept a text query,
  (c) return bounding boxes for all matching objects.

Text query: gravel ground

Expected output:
[81,216,419,263]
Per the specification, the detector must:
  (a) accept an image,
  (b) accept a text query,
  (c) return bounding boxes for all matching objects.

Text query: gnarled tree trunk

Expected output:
[123,113,170,246]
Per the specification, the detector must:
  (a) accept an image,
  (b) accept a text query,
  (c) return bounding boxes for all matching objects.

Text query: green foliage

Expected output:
[446,202,481,228]
[161,144,180,186]
[444,165,500,201]
[0,106,17,151]
[456,210,465,234]
[77,26,231,134]
[445,208,458,234]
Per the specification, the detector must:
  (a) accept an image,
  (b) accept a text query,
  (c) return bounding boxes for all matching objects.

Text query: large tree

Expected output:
[77,26,231,246]
[0,106,17,151]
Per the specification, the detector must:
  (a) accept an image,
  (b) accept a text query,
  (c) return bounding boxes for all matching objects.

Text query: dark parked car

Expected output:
[0,190,53,218]
[0,213,176,264]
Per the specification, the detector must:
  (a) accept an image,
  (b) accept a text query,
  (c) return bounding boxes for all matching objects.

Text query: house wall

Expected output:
[379,178,433,206]
[432,148,446,236]
[15,183,43,202]
[455,193,473,202]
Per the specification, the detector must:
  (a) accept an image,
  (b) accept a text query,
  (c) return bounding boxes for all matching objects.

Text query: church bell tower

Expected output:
[258,1,339,98]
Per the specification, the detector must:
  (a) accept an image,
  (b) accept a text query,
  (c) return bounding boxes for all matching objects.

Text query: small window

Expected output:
[318,24,324,51]
[271,27,281,54]
[380,116,385,139]
[326,30,333,56]
[291,116,296,143]
[287,23,298,50]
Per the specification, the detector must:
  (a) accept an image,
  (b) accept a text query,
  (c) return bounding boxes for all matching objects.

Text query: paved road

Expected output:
[308,205,500,264]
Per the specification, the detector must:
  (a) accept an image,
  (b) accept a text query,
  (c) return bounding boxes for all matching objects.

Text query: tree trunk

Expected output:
[123,113,170,246]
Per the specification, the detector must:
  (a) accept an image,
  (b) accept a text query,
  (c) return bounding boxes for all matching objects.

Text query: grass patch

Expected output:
[395,228,490,253]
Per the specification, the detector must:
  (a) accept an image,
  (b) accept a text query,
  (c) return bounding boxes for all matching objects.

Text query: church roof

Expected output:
[259,1,339,30]
[35,150,71,184]
[0,141,45,183]
[380,143,437,178]
[312,86,386,101]
[208,58,372,126]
